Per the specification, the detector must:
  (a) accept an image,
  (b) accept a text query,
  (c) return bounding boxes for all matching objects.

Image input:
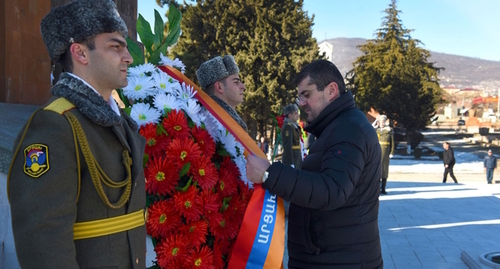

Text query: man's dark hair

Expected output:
[59,38,96,73]
[295,60,346,94]
[204,77,228,95]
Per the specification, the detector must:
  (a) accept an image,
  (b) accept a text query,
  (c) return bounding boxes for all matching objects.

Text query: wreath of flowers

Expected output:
[122,55,253,269]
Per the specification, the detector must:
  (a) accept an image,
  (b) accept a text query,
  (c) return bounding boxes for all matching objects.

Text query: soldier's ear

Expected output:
[214,81,224,95]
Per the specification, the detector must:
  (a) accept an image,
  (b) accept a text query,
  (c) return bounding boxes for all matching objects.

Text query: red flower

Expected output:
[166,137,202,168]
[140,123,170,159]
[276,114,286,129]
[145,157,178,196]
[173,186,204,222]
[212,240,230,269]
[200,190,220,213]
[181,220,208,249]
[209,209,239,241]
[190,155,218,191]
[155,234,191,269]
[162,109,190,139]
[217,166,238,198]
[146,200,182,239]
[191,126,216,157]
[186,245,215,269]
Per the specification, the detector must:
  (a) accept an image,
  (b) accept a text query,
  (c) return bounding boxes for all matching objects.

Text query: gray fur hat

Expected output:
[41,0,128,62]
[378,115,388,121]
[196,55,240,90]
[283,104,298,116]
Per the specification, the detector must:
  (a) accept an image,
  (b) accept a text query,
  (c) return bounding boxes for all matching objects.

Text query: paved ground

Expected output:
[378,172,500,269]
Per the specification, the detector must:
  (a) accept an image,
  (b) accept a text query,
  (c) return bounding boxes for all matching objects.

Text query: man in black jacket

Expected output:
[443,142,458,183]
[246,60,383,269]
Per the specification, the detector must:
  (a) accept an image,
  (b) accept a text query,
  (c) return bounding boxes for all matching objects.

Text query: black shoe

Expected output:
[380,190,387,195]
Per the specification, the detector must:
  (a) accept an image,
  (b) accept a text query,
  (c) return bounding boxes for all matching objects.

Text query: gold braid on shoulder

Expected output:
[65,112,132,209]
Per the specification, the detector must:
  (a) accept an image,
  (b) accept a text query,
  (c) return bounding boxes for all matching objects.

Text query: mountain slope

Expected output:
[320,38,500,90]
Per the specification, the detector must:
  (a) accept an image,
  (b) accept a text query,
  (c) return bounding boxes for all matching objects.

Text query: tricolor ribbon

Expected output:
[158,66,285,269]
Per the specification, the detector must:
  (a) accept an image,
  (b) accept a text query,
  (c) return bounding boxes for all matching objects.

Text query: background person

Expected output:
[257,136,269,159]
[281,104,303,169]
[484,149,497,184]
[375,114,394,194]
[442,142,458,183]
[196,55,247,131]
[8,1,147,268]
[246,60,383,269]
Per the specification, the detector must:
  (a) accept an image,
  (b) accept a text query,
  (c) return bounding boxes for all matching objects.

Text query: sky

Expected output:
[138,0,500,62]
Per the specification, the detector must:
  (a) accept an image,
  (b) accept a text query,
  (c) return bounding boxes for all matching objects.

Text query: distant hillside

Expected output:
[321,38,500,90]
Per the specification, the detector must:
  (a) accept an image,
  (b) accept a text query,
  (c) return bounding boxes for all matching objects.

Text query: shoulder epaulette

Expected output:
[43,97,75,115]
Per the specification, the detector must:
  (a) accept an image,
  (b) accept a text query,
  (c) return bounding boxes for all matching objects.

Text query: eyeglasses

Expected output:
[296,88,319,104]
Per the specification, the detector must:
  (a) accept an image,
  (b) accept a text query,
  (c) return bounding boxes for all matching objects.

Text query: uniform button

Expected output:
[136,257,139,264]
[134,182,137,187]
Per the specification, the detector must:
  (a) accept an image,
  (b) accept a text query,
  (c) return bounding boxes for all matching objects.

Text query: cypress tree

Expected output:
[170,0,320,137]
[347,0,442,147]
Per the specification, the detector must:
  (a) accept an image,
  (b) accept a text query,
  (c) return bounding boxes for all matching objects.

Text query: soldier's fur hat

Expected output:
[196,55,240,90]
[378,115,388,122]
[283,104,299,116]
[41,0,128,62]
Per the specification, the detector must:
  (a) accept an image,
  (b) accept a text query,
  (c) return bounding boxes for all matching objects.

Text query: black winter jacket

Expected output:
[264,92,383,268]
[443,147,456,167]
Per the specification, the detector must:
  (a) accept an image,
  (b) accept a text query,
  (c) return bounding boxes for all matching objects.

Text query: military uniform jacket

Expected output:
[281,118,303,169]
[376,126,394,178]
[8,73,147,269]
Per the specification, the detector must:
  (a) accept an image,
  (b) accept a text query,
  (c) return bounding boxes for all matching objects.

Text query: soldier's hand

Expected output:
[389,154,393,158]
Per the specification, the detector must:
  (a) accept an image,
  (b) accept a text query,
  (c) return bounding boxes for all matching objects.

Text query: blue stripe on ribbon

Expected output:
[245,190,278,269]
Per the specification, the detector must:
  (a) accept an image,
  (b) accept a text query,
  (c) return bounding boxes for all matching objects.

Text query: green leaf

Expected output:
[137,14,155,55]
[143,154,149,168]
[217,149,230,157]
[115,88,131,108]
[179,162,191,177]
[123,106,132,116]
[167,4,182,34]
[153,9,164,50]
[126,37,144,67]
[175,177,192,192]
[148,42,170,65]
[164,4,182,46]
[164,24,181,47]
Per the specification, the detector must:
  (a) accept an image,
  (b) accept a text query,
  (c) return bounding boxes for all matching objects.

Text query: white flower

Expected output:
[159,54,186,73]
[234,155,252,187]
[175,82,196,102]
[123,76,156,100]
[219,131,238,157]
[129,103,162,127]
[153,93,182,113]
[182,99,204,127]
[151,71,175,94]
[203,112,225,142]
[128,63,156,78]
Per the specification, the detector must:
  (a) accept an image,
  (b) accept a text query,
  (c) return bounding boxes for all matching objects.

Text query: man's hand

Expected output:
[389,154,393,158]
[445,164,449,168]
[246,154,271,184]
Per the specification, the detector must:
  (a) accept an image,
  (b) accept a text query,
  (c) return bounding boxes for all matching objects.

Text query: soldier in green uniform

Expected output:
[7,1,147,268]
[375,115,394,194]
[281,104,303,169]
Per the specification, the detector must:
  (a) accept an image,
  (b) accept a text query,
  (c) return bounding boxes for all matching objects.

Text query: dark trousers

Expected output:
[443,166,458,183]
[486,168,494,183]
